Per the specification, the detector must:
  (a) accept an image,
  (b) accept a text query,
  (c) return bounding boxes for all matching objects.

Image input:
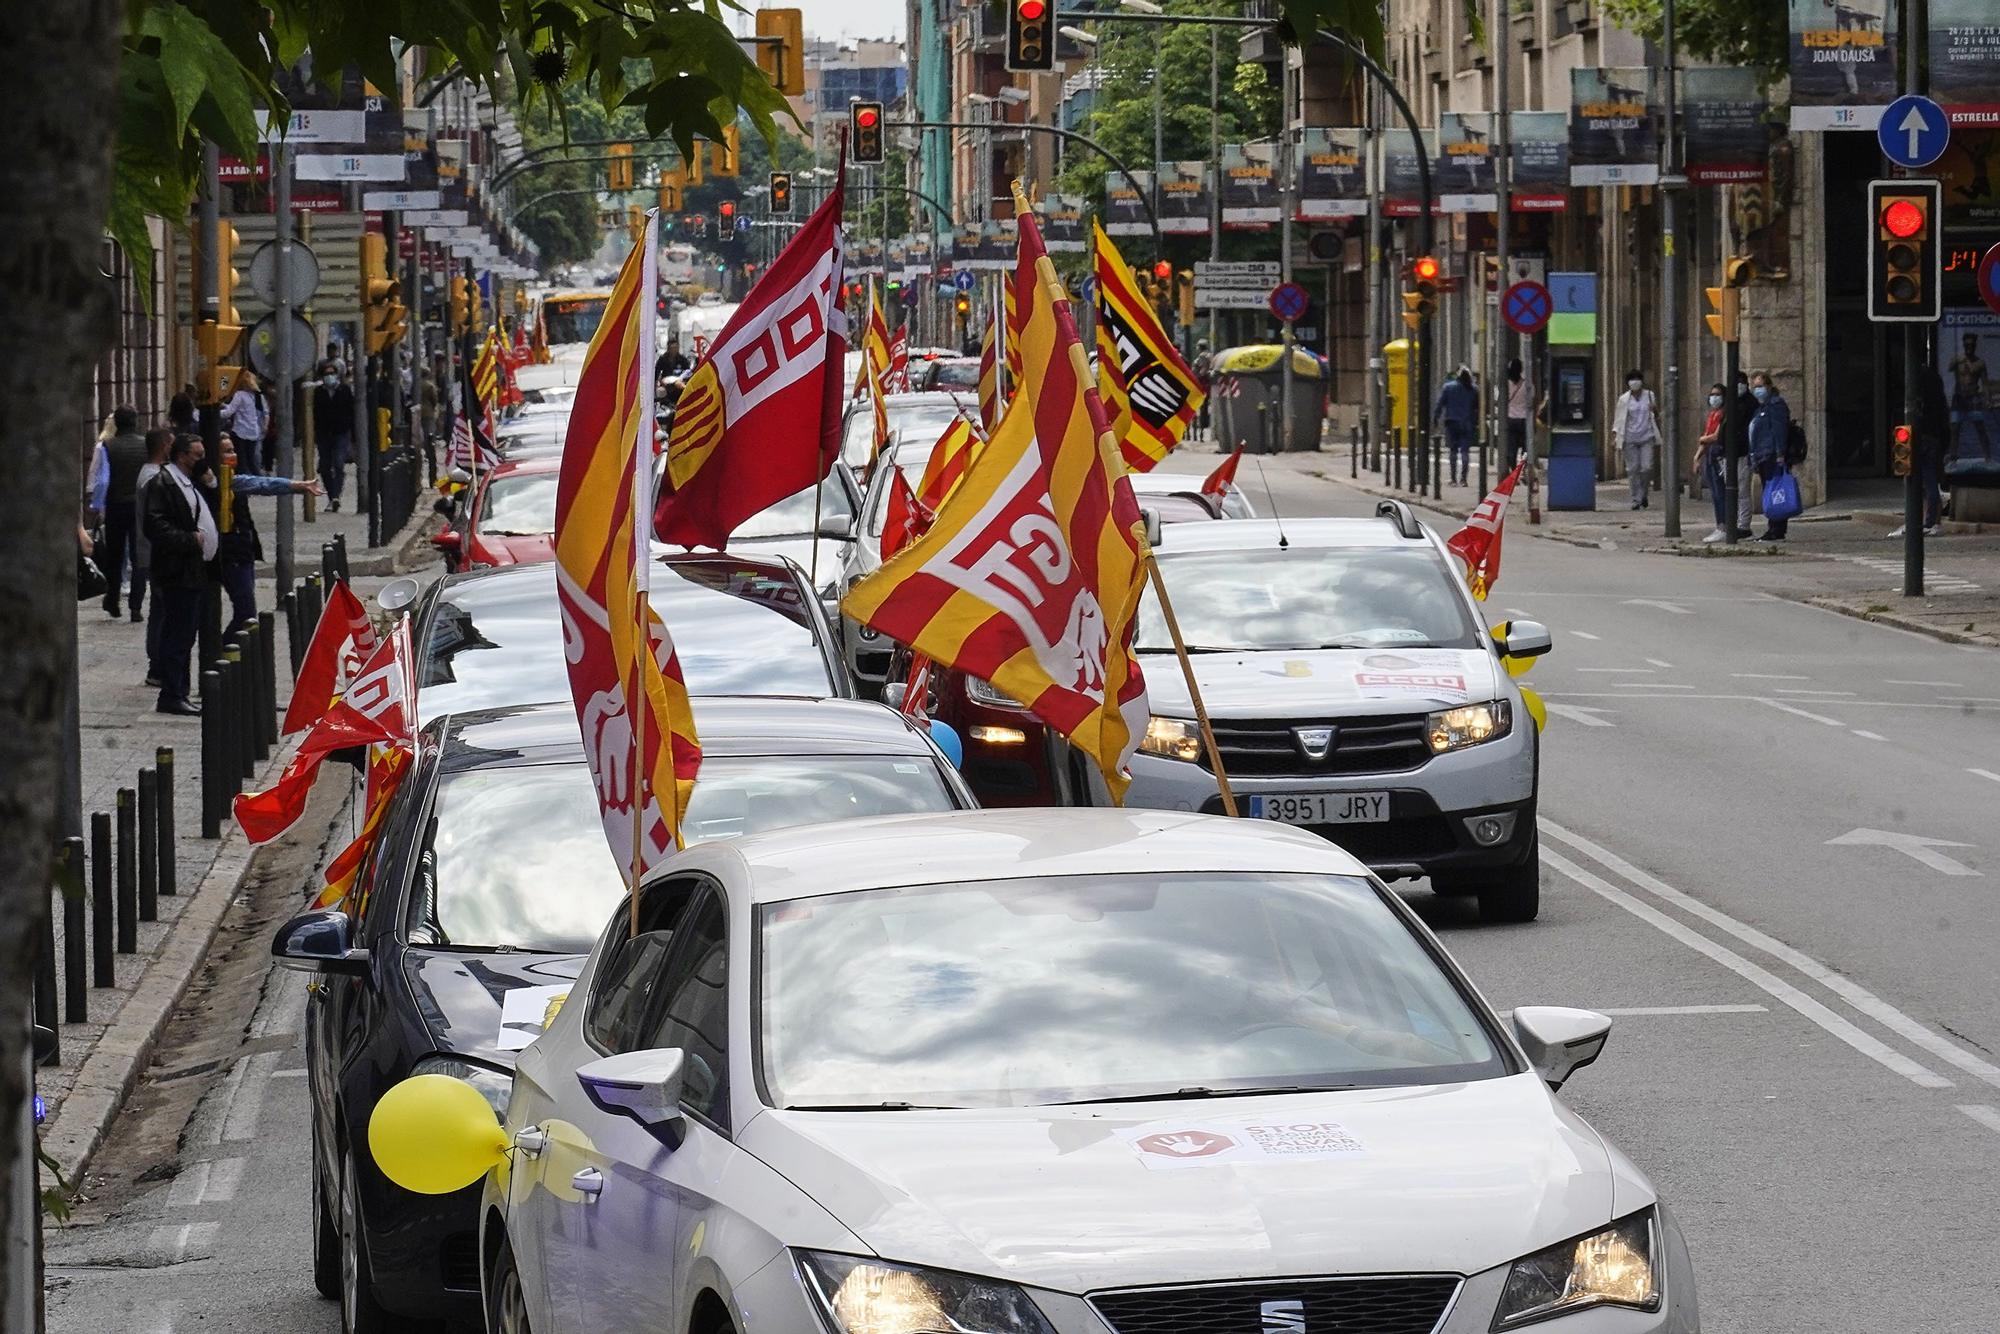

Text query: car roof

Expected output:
[1151,515,1430,551]
[484,456,562,479]
[668,807,1371,903]
[434,697,936,772]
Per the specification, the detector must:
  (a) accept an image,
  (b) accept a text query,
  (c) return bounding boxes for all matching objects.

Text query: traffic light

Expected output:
[955,293,972,319]
[851,101,884,164]
[686,143,705,188]
[1152,259,1172,280]
[1702,286,1740,343]
[659,169,683,213]
[607,142,634,192]
[1867,179,1941,323]
[755,7,806,96]
[449,276,471,333]
[1401,255,1440,329]
[1891,422,1914,477]
[1006,0,1054,72]
[360,231,404,355]
[719,200,735,226]
[707,124,740,178]
[195,222,244,403]
[627,204,644,243]
[770,171,793,216]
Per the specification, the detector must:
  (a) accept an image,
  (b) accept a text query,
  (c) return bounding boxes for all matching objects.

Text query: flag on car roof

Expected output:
[844,183,1150,801]
[1446,460,1526,601]
[444,414,500,473]
[916,416,980,513]
[313,745,411,910]
[886,323,909,393]
[556,206,702,880]
[653,165,849,550]
[472,327,502,409]
[976,313,1000,435]
[282,581,380,736]
[1200,445,1244,501]
[853,278,891,400]
[1093,222,1205,473]
[879,467,926,562]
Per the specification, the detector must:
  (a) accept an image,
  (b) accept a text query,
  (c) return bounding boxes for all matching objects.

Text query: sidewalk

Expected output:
[40,494,440,1184]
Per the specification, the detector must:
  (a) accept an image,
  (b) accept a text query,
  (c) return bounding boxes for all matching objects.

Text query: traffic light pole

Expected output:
[272,141,295,596]
[893,119,1163,253]
[1899,0,1924,597]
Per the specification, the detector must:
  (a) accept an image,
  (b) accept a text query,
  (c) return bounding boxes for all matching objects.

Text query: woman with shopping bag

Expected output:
[1748,371,1799,542]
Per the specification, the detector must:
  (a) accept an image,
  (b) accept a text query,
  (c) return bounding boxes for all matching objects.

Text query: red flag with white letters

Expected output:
[282,582,379,735]
[1445,461,1525,601]
[1200,446,1244,501]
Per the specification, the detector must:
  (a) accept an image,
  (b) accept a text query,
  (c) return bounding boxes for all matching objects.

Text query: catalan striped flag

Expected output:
[843,182,1150,801]
[1093,221,1204,472]
[915,416,980,513]
[471,328,502,410]
[1002,275,1024,397]
[853,279,892,400]
[976,314,1000,434]
[555,208,702,878]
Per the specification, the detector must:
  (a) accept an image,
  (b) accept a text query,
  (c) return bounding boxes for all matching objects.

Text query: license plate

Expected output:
[1248,792,1390,824]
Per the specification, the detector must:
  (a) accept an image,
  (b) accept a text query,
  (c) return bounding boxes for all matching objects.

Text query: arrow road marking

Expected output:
[1827,828,1981,877]
[1971,769,2000,785]
[1900,104,1929,161]
[1622,598,1691,615]
[1543,703,1616,727]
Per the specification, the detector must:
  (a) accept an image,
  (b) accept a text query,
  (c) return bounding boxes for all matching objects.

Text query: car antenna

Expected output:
[1251,455,1289,549]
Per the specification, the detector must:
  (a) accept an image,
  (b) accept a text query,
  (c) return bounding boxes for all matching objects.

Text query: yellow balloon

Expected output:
[1519,685,1547,732]
[368,1074,510,1195]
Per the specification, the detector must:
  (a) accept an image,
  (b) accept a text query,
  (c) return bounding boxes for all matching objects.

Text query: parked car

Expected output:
[1129,467,1256,519]
[910,355,981,392]
[274,698,975,1331]
[838,391,976,470]
[433,457,561,572]
[408,553,849,725]
[464,807,1695,1334]
[1125,500,1551,921]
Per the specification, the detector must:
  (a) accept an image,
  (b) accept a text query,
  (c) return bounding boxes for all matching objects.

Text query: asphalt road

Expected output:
[44,458,2000,1333]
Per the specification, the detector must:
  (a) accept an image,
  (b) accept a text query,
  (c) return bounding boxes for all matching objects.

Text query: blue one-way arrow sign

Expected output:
[1878,94,1949,170]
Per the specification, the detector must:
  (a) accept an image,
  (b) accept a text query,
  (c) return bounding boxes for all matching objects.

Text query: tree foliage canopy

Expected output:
[1597,0,1790,83]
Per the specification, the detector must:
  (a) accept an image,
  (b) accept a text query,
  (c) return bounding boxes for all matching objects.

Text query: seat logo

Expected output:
[1293,725,1336,760]
[1260,1298,1306,1334]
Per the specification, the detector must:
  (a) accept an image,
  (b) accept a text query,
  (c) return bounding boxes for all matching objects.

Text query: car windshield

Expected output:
[924,360,981,389]
[759,872,1506,1109]
[542,295,610,346]
[843,401,968,467]
[732,472,856,539]
[478,474,559,535]
[418,560,834,722]
[1135,546,1480,652]
[411,756,961,952]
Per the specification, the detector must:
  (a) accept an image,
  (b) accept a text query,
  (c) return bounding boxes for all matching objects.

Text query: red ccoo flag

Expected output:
[282,582,379,735]
[1445,460,1526,601]
[1200,446,1244,501]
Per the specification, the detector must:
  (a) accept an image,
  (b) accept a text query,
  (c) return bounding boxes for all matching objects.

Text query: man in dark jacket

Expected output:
[1748,371,1795,542]
[89,405,150,620]
[311,362,356,512]
[142,433,218,715]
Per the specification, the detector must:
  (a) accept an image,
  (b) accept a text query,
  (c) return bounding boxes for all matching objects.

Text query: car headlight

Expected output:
[1138,715,1202,762]
[964,675,1022,709]
[412,1055,511,1117]
[1492,1212,1659,1329]
[1426,699,1511,753]
[796,1252,1055,1334]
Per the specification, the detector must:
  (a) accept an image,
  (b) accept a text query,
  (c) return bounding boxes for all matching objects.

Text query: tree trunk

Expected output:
[0,1,126,1325]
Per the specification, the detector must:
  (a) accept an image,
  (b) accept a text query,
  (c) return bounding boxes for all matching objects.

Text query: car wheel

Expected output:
[487,1239,533,1334]
[339,1145,391,1334]
[1476,834,1541,924]
[312,1122,340,1300]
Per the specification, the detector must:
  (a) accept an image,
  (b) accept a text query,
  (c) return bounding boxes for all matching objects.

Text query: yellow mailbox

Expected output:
[1383,337,1420,436]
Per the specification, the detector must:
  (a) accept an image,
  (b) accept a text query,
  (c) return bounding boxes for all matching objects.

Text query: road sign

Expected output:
[244,312,318,380]
[1501,280,1553,335]
[1268,281,1309,323]
[952,270,977,293]
[1196,261,1280,283]
[1980,244,2000,317]
[248,240,321,306]
[1877,94,1949,169]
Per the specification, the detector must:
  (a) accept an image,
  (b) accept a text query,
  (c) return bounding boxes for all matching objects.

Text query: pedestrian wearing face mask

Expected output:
[1610,369,1661,510]
[1693,382,1730,541]
[1747,371,1793,542]
[311,361,356,512]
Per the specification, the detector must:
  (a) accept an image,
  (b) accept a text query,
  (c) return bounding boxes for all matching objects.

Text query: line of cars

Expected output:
[274,387,1695,1333]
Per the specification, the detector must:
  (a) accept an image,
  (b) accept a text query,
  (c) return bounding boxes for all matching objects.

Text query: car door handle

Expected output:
[571,1167,603,1200]
[514,1125,548,1158]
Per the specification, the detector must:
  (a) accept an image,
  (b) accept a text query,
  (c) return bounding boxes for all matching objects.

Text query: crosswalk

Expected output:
[1825,552,1982,595]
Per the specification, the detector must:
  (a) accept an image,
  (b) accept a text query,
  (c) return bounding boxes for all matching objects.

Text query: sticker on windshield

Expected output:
[498,984,572,1052]
[1352,651,1468,701]
[1117,1115,1368,1170]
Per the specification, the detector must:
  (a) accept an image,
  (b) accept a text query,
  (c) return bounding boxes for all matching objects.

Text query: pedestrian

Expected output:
[1191,339,1215,440]
[142,432,217,716]
[217,368,269,474]
[1611,368,1661,510]
[1504,358,1534,474]
[1947,333,1991,460]
[197,434,323,635]
[133,427,173,684]
[419,353,443,445]
[1893,366,1950,538]
[86,405,150,620]
[1432,365,1477,485]
[1692,382,1729,542]
[1748,371,1794,542]
[312,362,356,513]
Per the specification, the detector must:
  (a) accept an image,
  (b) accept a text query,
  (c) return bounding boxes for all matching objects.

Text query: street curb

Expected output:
[1309,468,1622,549]
[334,506,443,579]
[1771,590,2000,648]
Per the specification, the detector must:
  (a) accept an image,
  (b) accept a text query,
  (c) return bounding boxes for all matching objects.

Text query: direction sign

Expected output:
[1980,244,2000,317]
[1501,279,1553,335]
[953,270,977,293]
[1195,260,1281,285]
[1268,281,1309,323]
[1877,94,1949,169]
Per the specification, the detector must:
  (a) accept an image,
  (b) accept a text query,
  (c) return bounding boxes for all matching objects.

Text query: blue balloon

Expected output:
[928,719,965,768]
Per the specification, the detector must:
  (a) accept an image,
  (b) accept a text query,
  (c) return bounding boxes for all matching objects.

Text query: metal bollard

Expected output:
[138,768,158,923]
[1432,438,1443,501]
[223,647,252,787]
[60,835,85,1023]
[199,581,222,674]
[116,787,137,954]
[200,669,223,838]
[243,624,270,761]
[282,591,303,678]
[91,812,113,986]
[1392,429,1404,489]
[157,747,177,895]
[336,533,350,582]
[321,541,338,592]
[1350,426,1360,479]
[258,610,280,751]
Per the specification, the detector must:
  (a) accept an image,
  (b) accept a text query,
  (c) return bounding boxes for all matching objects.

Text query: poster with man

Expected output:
[1221,143,1280,227]
[1787,0,1897,130]
[1298,127,1367,220]
[1570,68,1659,186]
[1437,112,1497,212]
[1683,68,1769,184]
[1508,111,1570,210]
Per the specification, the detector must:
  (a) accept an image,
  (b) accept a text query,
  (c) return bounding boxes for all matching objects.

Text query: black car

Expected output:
[273,699,975,1331]
[410,551,851,725]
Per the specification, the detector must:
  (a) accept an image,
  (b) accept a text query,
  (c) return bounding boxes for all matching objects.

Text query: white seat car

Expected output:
[475,808,1696,1334]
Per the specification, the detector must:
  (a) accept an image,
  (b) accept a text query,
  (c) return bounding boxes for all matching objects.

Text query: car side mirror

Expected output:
[271,909,369,976]
[447,466,473,486]
[431,530,462,551]
[577,1049,687,1148]
[1496,619,1553,660]
[1140,507,1163,548]
[817,513,856,540]
[1512,1006,1611,1089]
[881,682,908,711]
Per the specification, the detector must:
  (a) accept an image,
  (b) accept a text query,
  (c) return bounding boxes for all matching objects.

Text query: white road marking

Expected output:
[1616,682,1694,689]
[1542,703,1617,728]
[145,1222,220,1265]
[1971,769,2000,784]
[1598,1004,1769,1016]
[164,1156,244,1209]
[1645,658,1675,669]
[1623,598,1693,614]
[1541,848,1952,1089]
[221,1051,278,1142]
[1776,688,1857,697]
[1506,607,1533,617]
[1760,698,1845,726]
[1540,818,2000,1089]
[1569,630,1601,641]
[1826,828,1981,877]
[1575,667,1653,673]
[1956,1105,2000,1137]
[1887,679,1961,687]
[1733,673,1811,680]
[270,1067,308,1077]
[1941,697,2000,704]
[1853,730,1887,741]
[1539,691,1993,711]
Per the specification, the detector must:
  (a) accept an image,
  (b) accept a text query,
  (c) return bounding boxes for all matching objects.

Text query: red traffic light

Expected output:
[1411,255,1441,283]
[1893,423,1913,445]
[856,106,879,129]
[719,201,735,218]
[1152,260,1172,280]
[1881,198,1925,239]
[1018,0,1047,16]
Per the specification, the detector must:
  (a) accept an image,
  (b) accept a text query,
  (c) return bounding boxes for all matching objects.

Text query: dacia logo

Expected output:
[1260,1298,1306,1334]
[1293,725,1336,760]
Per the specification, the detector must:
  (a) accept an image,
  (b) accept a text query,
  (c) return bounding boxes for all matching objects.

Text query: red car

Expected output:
[433,457,561,571]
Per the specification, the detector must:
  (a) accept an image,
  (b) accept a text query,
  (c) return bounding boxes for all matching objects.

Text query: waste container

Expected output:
[1212,345,1326,453]
[1545,429,1596,510]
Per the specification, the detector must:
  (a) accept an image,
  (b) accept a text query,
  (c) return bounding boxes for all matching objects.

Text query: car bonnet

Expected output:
[1141,646,1505,718]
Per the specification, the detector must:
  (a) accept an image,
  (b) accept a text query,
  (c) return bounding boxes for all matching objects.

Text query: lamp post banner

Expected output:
[1104,174,1150,236]
[1787,0,1898,131]
[1042,194,1088,252]
[1437,112,1497,213]
[1507,111,1570,211]
[1221,143,1280,227]
[1382,127,1433,218]
[1160,161,1213,235]
[1930,0,2000,127]
[1570,68,1660,186]
[1684,68,1770,184]
[1298,127,1367,220]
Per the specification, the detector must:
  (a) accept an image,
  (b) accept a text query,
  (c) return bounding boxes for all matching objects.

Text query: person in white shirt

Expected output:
[218,369,269,473]
[1610,368,1662,511]
[1505,358,1535,473]
[141,433,219,715]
